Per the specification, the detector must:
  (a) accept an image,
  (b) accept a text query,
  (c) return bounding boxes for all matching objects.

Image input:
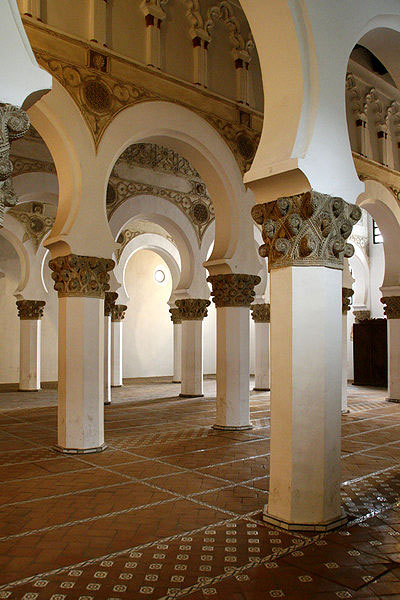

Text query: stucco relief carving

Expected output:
[0,104,30,226]
[251,191,362,271]
[207,273,260,307]
[8,202,55,251]
[353,309,370,323]
[34,51,260,174]
[251,303,270,323]
[10,154,56,177]
[176,298,210,320]
[169,307,182,324]
[49,254,115,298]
[111,304,128,322]
[16,299,46,320]
[115,225,176,263]
[342,287,354,314]
[381,296,400,319]
[119,143,200,180]
[104,291,118,316]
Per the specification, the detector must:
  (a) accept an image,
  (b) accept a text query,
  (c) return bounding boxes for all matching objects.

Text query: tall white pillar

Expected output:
[251,303,270,391]
[16,300,45,391]
[49,254,114,453]
[252,191,361,531]
[208,274,260,430]
[141,2,166,68]
[341,288,354,413]
[104,292,117,404]
[169,308,182,383]
[111,304,127,387]
[192,35,209,87]
[381,291,400,403]
[88,0,108,45]
[176,299,210,398]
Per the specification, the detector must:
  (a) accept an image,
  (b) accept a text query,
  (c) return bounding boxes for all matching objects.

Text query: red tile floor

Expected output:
[0,379,399,599]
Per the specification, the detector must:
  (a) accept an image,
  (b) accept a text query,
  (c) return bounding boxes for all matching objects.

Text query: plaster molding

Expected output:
[381,296,400,320]
[104,291,118,316]
[115,226,176,263]
[111,304,127,322]
[250,302,270,323]
[8,201,55,251]
[16,299,45,319]
[49,254,114,298]
[207,273,260,307]
[10,154,56,176]
[353,309,370,323]
[251,191,361,271]
[342,287,354,314]
[169,307,182,324]
[175,298,210,320]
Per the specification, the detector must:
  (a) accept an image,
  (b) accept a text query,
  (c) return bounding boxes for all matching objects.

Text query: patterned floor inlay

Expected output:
[0,381,400,598]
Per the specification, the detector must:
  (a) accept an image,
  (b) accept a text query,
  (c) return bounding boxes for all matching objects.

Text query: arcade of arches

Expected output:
[1,1,400,598]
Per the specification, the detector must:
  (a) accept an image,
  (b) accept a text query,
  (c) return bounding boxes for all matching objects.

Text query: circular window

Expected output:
[154,268,166,284]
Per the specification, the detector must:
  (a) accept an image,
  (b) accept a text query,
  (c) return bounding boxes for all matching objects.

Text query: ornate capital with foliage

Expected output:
[381,296,400,319]
[251,191,362,271]
[342,288,354,314]
[169,307,182,324]
[0,104,30,226]
[111,304,127,322]
[49,254,115,298]
[251,303,270,323]
[104,291,118,316]
[207,274,261,307]
[353,309,370,323]
[176,298,210,320]
[16,300,46,320]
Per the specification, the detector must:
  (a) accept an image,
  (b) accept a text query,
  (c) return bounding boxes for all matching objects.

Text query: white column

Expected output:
[104,314,111,404]
[251,304,270,391]
[49,254,114,453]
[16,300,45,391]
[381,291,400,402]
[18,0,41,19]
[252,191,361,531]
[111,321,123,387]
[169,309,182,383]
[141,3,166,69]
[341,263,354,413]
[192,36,209,87]
[88,0,107,45]
[176,299,209,398]
[234,52,251,105]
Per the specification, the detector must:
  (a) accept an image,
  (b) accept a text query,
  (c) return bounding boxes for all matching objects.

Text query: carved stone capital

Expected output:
[381,296,400,319]
[251,303,270,323]
[353,309,370,323]
[49,254,115,298]
[104,291,118,316]
[342,288,354,314]
[111,304,127,322]
[251,191,362,271]
[0,104,30,226]
[169,307,182,324]
[175,298,210,320]
[16,300,45,320]
[207,274,261,307]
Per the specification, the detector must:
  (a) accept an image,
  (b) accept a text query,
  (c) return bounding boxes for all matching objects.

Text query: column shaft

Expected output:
[341,314,349,413]
[19,319,41,391]
[111,320,123,387]
[254,321,270,391]
[388,319,400,402]
[180,320,204,397]
[173,322,182,383]
[104,314,111,404]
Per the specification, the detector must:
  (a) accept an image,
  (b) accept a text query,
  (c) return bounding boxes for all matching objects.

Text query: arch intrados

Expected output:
[13,172,58,200]
[0,222,29,296]
[98,101,245,264]
[355,17,400,89]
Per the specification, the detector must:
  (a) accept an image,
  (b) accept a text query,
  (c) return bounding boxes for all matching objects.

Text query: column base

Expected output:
[172,380,181,384]
[53,443,107,455]
[179,393,204,398]
[386,397,400,403]
[263,507,348,532]
[212,424,253,431]
[18,388,40,392]
[253,387,270,392]
[111,384,122,388]
[341,409,350,414]
[104,401,112,405]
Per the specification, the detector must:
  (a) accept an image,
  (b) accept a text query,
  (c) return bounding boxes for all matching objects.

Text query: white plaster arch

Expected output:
[357,179,400,287]
[115,233,181,306]
[0,217,29,297]
[13,172,58,201]
[349,245,370,309]
[98,100,257,275]
[109,194,208,298]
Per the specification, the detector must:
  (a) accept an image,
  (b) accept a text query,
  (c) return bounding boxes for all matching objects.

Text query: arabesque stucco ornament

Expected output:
[342,288,354,314]
[49,254,115,298]
[175,298,210,320]
[169,307,182,324]
[251,191,362,271]
[207,273,260,307]
[381,296,400,319]
[111,304,127,321]
[250,303,270,323]
[16,299,46,320]
[104,291,118,316]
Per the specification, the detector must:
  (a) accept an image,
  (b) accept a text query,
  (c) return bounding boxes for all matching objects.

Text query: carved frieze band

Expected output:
[381,296,400,319]
[207,274,261,307]
[169,307,182,324]
[111,304,127,322]
[49,254,115,298]
[251,191,362,271]
[342,288,354,314]
[0,104,30,226]
[104,291,118,316]
[251,303,270,323]
[16,300,46,320]
[353,309,370,323]
[175,298,210,320]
